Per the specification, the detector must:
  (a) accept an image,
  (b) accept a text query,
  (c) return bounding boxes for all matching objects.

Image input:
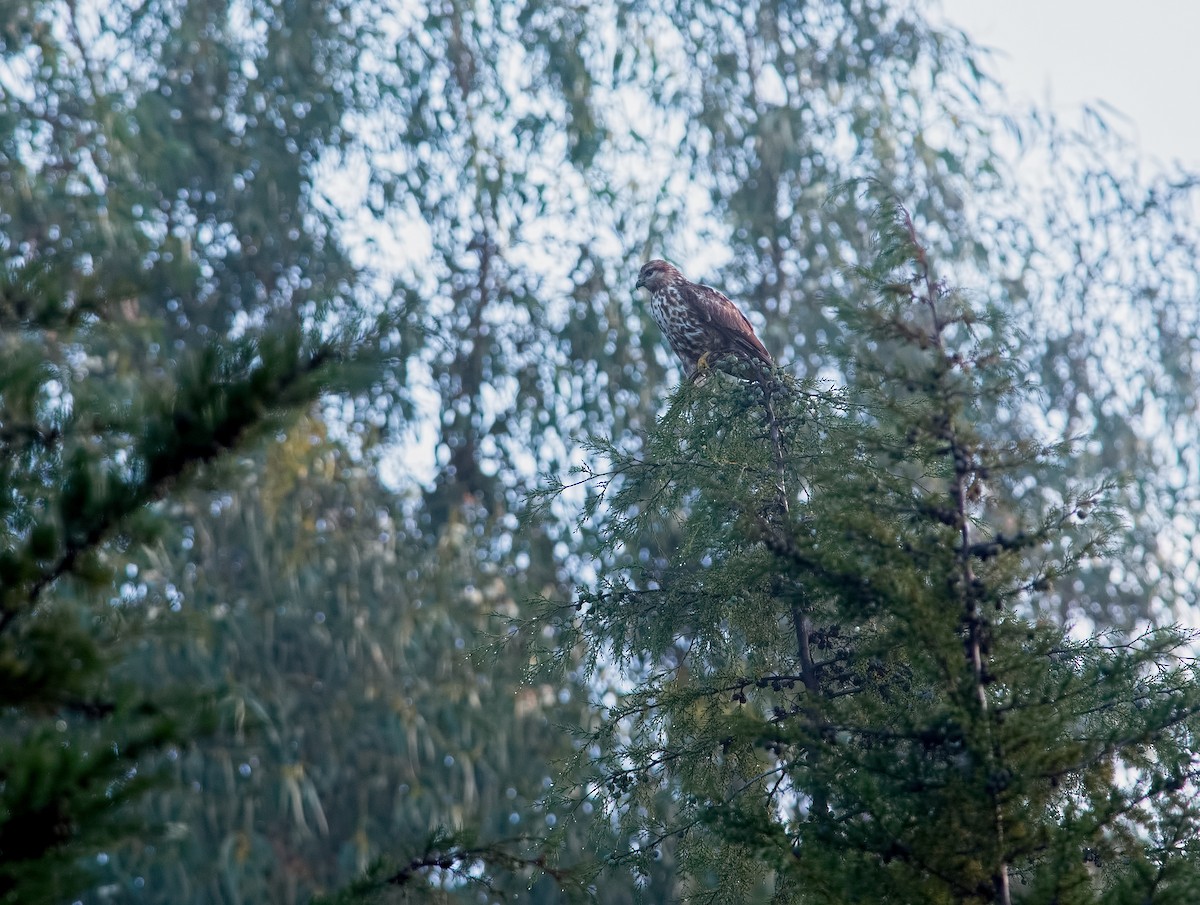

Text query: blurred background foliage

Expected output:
[1,0,1197,902]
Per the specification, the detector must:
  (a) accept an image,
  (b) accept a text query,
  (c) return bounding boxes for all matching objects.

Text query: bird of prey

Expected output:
[635,259,773,379]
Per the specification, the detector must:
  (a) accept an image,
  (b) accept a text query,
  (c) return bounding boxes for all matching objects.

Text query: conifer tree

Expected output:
[537,199,1200,903]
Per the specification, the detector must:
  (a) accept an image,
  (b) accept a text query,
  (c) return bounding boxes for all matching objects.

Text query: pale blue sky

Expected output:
[939,2,1200,169]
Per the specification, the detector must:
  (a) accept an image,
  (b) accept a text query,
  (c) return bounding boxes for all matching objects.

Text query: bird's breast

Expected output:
[648,289,671,331]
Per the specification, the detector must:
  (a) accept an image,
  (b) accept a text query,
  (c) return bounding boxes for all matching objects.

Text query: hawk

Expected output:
[635,259,773,379]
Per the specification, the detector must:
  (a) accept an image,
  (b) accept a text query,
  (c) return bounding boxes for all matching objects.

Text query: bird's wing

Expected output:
[685,281,774,366]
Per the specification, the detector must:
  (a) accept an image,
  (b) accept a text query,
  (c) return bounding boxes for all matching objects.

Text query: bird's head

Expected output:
[635,259,678,292]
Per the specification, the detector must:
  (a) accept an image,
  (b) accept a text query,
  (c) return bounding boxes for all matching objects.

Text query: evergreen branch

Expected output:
[753,515,884,610]
[1033,701,1200,785]
[0,339,337,635]
[318,834,581,905]
[61,698,118,718]
[0,423,61,450]
[384,838,572,891]
[967,503,1094,561]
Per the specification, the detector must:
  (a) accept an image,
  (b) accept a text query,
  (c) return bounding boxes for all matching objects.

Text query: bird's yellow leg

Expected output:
[689,351,715,385]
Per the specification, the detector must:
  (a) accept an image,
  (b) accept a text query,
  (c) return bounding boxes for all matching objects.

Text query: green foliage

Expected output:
[534,200,1200,903]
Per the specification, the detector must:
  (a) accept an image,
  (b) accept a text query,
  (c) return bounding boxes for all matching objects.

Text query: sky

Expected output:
[938,2,1200,170]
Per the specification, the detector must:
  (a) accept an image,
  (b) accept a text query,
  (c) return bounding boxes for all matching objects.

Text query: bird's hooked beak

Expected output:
[635,275,645,290]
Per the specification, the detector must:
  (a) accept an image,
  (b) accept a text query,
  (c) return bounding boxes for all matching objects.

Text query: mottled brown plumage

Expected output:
[635,259,773,379]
